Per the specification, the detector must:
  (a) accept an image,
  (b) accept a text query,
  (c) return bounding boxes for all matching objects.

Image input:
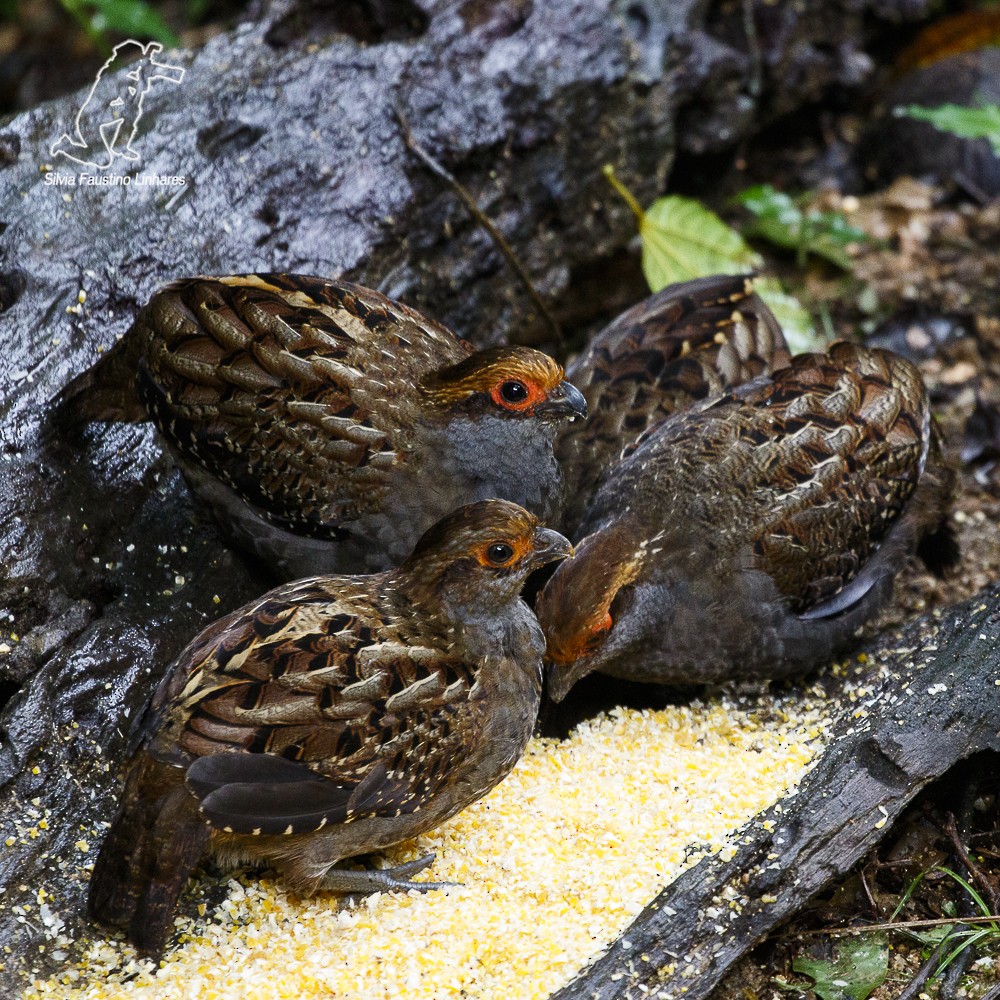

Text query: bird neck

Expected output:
[388,558,521,624]
[413,415,562,521]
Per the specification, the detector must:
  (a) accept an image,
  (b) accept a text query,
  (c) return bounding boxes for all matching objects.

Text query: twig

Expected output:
[940,942,977,1000]
[939,811,989,1000]
[782,914,1000,939]
[896,940,948,1000]
[393,104,563,348]
[981,982,1000,1000]
[740,0,763,100]
[859,867,878,918]
[945,811,1000,915]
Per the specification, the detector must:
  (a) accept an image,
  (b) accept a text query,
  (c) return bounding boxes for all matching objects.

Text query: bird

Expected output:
[556,274,790,533]
[55,274,587,578]
[538,341,958,700]
[87,499,573,957]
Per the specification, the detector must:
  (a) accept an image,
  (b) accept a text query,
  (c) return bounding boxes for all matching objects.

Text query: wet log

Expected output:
[0,0,941,992]
[555,585,1000,1000]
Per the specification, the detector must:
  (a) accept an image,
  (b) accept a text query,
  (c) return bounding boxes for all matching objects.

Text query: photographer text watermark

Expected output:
[43,171,186,188]
[46,39,186,188]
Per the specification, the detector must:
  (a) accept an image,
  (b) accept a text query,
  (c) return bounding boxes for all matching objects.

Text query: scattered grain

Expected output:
[28,691,830,1000]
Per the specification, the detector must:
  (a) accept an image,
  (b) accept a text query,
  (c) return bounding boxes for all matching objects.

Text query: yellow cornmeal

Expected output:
[28,694,830,1000]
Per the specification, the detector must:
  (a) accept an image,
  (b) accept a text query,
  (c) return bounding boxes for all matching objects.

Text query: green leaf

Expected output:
[639,194,760,290]
[88,0,179,45]
[897,103,1000,157]
[938,927,993,975]
[602,167,829,354]
[59,0,180,46]
[793,939,889,1000]
[890,868,929,922]
[753,279,828,355]
[935,865,997,921]
[734,184,867,270]
[908,924,955,948]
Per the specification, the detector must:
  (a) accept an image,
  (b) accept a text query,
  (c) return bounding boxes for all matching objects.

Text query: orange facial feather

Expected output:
[422,346,564,410]
[537,531,646,665]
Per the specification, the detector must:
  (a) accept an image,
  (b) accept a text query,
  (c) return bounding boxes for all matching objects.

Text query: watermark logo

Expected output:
[48,40,185,186]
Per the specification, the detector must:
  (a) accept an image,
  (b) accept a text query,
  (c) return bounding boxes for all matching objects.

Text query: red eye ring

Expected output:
[490,378,546,412]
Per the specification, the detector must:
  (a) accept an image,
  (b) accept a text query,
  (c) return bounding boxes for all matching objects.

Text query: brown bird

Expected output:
[556,274,790,532]
[88,499,572,957]
[57,275,586,578]
[539,342,957,699]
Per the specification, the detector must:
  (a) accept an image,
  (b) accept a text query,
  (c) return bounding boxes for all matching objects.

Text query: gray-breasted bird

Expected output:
[88,500,572,957]
[539,342,957,699]
[57,275,586,577]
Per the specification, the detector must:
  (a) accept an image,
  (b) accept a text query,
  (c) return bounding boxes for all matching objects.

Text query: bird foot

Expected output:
[325,852,456,896]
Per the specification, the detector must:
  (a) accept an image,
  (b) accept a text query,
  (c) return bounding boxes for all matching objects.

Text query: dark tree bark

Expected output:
[0,0,941,992]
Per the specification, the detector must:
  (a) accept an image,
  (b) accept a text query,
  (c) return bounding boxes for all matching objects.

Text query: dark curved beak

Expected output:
[545,659,595,703]
[529,526,574,569]
[535,381,587,421]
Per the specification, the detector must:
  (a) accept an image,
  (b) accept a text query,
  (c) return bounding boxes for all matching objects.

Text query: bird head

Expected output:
[399,500,574,613]
[420,346,587,423]
[536,520,653,702]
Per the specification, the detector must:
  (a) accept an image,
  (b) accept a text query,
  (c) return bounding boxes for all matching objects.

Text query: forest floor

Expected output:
[701,125,1000,1000]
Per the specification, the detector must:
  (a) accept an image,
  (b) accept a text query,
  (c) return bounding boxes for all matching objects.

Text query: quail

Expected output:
[87,499,573,957]
[57,275,587,578]
[538,342,957,699]
[556,274,790,532]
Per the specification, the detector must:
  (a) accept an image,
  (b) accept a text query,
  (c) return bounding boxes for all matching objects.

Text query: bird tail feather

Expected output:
[89,754,208,957]
[48,337,146,436]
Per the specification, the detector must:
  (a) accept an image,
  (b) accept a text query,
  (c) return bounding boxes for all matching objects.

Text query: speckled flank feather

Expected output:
[557,274,791,532]
[614,341,931,609]
[540,342,955,692]
[148,575,481,825]
[88,500,572,957]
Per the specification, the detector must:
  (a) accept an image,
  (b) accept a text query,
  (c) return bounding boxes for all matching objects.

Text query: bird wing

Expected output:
[144,577,480,833]
[185,754,418,835]
[609,342,932,614]
[568,274,788,403]
[558,275,789,529]
[133,274,467,534]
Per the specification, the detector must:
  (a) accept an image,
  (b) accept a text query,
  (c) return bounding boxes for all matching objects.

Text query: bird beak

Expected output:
[545,658,595,703]
[535,381,587,420]
[530,526,574,568]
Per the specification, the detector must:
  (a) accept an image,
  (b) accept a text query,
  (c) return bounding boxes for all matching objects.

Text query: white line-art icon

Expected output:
[50,40,185,170]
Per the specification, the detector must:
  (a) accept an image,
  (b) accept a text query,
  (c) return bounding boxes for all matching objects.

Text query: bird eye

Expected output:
[499,380,529,404]
[485,542,516,565]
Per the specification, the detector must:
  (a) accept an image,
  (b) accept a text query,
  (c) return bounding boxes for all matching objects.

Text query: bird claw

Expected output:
[325,852,458,896]
[381,852,436,879]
